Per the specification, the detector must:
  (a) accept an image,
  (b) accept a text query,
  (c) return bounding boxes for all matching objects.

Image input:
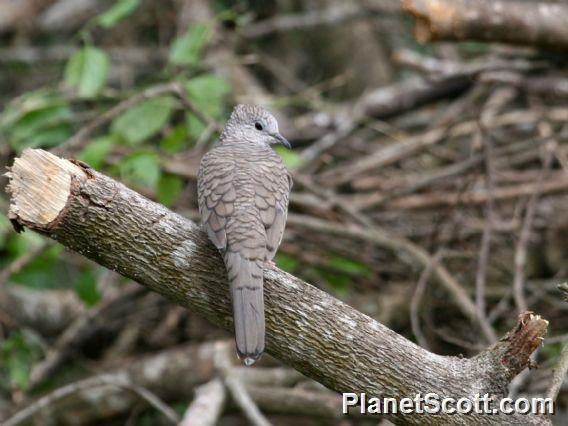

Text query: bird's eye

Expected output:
[254,122,263,131]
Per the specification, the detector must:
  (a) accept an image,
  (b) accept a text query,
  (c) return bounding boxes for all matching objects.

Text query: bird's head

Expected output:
[221,104,291,149]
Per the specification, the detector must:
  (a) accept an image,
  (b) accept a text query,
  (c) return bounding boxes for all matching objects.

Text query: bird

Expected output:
[197,104,292,365]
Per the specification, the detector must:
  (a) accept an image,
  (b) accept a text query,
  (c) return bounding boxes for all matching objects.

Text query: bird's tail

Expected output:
[224,251,265,365]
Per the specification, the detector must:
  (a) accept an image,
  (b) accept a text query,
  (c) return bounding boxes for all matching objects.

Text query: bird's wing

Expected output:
[199,146,267,363]
[254,161,292,261]
[197,149,236,250]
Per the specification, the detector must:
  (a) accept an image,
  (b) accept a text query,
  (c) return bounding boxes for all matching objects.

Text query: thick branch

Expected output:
[403,0,568,51]
[5,149,550,425]
[241,1,400,38]
[0,286,84,336]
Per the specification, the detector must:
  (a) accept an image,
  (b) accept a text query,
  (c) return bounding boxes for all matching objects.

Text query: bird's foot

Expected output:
[265,259,276,269]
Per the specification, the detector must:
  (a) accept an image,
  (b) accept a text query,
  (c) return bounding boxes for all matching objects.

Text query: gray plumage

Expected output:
[197,104,292,365]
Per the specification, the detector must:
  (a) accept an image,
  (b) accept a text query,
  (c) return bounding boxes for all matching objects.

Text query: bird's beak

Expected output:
[272,133,291,149]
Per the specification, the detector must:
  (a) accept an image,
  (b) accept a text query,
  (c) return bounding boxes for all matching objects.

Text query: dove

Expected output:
[197,104,292,365]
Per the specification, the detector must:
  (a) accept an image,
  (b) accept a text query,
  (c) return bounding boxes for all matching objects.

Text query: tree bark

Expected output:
[403,0,568,51]
[5,149,551,425]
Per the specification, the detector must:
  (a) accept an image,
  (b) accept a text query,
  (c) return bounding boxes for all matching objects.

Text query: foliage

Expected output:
[276,252,372,297]
[157,174,184,207]
[65,46,110,98]
[96,0,141,29]
[78,135,116,169]
[275,253,299,273]
[169,24,211,67]
[274,146,302,169]
[160,125,188,154]
[1,90,73,151]
[111,96,175,145]
[1,331,43,390]
[0,3,230,305]
[184,74,230,139]
[118,151,161,189]
[74,270,101,307]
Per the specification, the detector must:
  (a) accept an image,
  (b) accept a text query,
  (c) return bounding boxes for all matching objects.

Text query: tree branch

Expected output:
[403,0,568,51]
[5,149,551,425]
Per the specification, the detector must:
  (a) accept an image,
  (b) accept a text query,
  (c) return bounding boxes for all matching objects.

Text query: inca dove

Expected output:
[197,104,292,365]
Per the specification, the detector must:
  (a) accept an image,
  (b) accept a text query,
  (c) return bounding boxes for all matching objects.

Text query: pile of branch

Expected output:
[1,0,568,424]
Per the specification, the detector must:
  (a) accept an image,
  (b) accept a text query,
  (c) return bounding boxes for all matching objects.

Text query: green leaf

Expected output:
[118,152,161,189]
[75,270,101,307]
[160,125,188,154]
[10,245,66,290]
[1,91,72,152]
[5,232,45,259]
[274,146,302,170]
[157,174,183,207]
[111,96,174,145]
[8,353,29,389]
[185,74,230,118]
[24,124,72,149]
[170,24,211,66]
[184,74,230,141]
[328,256,371,278]
[185,114,206,141]
[79,135,116,169]
[97,0,140,28]
[275,253,299,273]
[1,331,43,390]
[2,90,67,128]
[65,47,109,98]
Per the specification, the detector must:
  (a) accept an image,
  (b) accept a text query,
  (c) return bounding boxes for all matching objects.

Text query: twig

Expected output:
[241,1,400,38]
[474,130,494,335]
[214,343,272,426]
[242,4,366,38]
[55,82,218,154]
[291,175,493,339]
[3,375,179,426]
[0,46,167,64]
[352,176,568,211]
[0,241,50,285]
[129,383,180,424]
[321,106,568,188]
[394,49,541,80]
[410,251,442,349]
[546,338,568,400]
[195,122,219,149]
[28,284,145,390]
[299,109,361,170]
[513,144,555,314]
[179,379,226,426]
[168,82,221,133]
[475,87,516,343]
[287,211,497,342]
[297,75,472,166]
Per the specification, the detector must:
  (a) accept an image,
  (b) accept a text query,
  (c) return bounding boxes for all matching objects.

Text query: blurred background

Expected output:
[0,0,567,424]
